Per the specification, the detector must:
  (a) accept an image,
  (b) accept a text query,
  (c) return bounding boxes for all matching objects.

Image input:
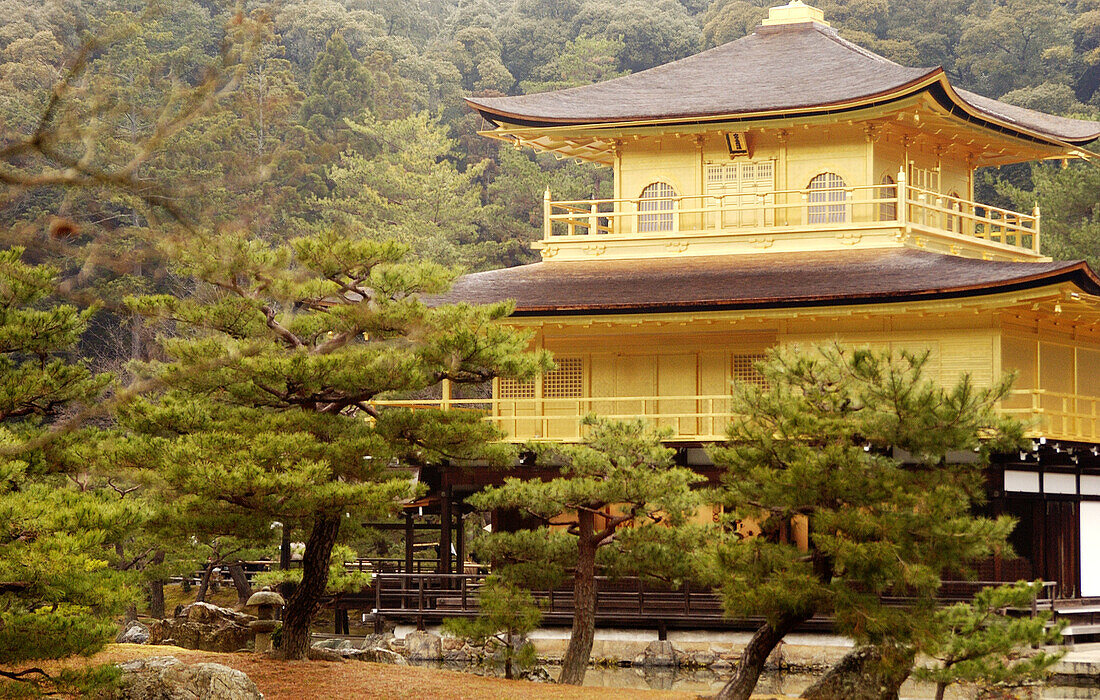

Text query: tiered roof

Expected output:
[468,6,1100,146]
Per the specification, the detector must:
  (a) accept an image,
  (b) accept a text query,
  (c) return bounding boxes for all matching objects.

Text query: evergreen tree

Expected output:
[468,416,706,685]
[917,581,1064,700]
[707,344,1025,700]
[0,248,129,696]
[316,113,491,267]
[442,576,542,679]
[116,228,549,659]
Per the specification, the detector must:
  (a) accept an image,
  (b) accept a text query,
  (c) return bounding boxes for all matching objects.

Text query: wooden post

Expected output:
[543,187,552,239]
[441,379,452,410]
[455,506,465,575]
[896,168,908,233]
[1033,203,1041,253]
[404,511,414,575]
[439,489,452,578]
[589,203,598,235]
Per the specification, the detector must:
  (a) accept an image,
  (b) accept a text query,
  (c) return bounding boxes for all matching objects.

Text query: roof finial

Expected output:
[761,0,829,27]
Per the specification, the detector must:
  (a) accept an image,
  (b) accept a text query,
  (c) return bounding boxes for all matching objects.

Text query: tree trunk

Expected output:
[281,515,342,660]
[227,561,252,606]
[504,629,513,680]
[149,580,166,619]
[800,643,915,700]
[194,563,214,603]
[717,614,807,700]
[559,510,597,685]
[934,682,947,700]
[149,549,166,619]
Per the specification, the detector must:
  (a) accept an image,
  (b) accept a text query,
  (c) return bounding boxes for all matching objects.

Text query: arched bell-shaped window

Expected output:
[807,172,847,224]
[879,175,897,222]
[638,182,676,233]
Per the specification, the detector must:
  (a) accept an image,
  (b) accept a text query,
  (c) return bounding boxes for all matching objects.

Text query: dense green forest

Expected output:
[1,0,1099,372]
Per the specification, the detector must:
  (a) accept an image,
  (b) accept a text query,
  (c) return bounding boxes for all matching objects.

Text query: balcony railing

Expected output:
[371,393,736,442]
[543,170,1040,256]
[1002,389,1100,443]
[371,389,1095,443]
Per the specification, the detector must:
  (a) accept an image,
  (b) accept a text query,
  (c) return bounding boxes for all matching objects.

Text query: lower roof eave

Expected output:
[504,269,1100,319]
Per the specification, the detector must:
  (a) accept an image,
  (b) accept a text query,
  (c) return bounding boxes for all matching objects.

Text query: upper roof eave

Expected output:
[467,22,1100,148]
[469,75,1100,151]
[465,68,944,129]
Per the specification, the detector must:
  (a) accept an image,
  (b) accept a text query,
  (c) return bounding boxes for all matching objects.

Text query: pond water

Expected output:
[409,661,1100,698]
[577,666,1100,699]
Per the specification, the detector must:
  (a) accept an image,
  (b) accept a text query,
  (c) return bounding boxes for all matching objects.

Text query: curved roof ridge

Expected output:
[466,22,1100,145]
[811,23,904,67]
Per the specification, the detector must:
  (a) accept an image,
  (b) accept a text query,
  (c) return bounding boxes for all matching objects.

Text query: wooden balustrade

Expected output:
[371,389,1100,443]
[325,572,1058,634]
[539,169,1041,256]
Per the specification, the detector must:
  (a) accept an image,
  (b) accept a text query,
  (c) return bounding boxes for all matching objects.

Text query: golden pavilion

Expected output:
[390,1,1100,603]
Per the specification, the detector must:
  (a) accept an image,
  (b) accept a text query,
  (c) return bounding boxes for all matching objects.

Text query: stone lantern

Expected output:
[246,588,285,654]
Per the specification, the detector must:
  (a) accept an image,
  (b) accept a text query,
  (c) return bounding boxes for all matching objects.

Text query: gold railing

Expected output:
[371,394,737,442]
[1003,389,1100,442]
[374,389,1098,443]
[906,187,1038,251]
[543,171,1040,255]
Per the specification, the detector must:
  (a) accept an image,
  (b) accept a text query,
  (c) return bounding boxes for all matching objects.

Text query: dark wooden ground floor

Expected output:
[337,440,1100,641]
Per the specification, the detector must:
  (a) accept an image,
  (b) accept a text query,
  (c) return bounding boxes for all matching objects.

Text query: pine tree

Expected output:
[442,576,542,679]
[0,248,130,696]
[707,344,1025,700]
[917,580,1065,700]
[468,416,706,685]
[115,228,549,659]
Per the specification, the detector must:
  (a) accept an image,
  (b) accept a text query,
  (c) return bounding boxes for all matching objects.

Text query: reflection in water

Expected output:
[580,667,1100,699]
[406,661,1100,699]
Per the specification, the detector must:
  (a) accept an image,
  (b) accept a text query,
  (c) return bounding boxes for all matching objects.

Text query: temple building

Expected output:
[387,2,1100,602]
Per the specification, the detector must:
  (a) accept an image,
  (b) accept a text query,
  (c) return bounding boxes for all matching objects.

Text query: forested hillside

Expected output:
[1,0,1098,367]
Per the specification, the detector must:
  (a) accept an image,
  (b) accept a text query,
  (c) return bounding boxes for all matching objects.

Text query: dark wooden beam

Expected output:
[404,512,414,576]
[439,491,452,576]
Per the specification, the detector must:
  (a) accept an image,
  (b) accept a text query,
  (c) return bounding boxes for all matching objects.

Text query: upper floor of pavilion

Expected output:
[467,1,1100,264]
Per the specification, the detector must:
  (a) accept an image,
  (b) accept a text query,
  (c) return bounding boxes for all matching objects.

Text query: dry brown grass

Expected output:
[58,644,707,699]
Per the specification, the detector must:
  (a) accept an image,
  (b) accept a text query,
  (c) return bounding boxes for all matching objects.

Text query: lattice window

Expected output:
[705,161,774,193]
[755,161,774,182]
[908,164,937,192]
[706,164,736,187]
[732,354,768,390]
[498,377,535,399]
[638,182,676,233]
[544,357,583,398]
[807,172,847,224]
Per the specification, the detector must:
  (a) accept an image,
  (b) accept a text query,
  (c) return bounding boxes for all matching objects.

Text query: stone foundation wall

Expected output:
[391,624,855,671]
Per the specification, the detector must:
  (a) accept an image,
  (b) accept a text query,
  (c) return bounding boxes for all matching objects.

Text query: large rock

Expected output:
[117,656,261,700]
[404,631,443,661]
[117,620,150,645]
[800,644,915,700]
[635,640,679,667]
[148,602,255,653]
[358,632,394,651]
[338,647,408,665]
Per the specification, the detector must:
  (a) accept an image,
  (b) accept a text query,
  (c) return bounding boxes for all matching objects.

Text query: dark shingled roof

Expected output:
[467,22,1100,145]
[436,249,1100,316]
